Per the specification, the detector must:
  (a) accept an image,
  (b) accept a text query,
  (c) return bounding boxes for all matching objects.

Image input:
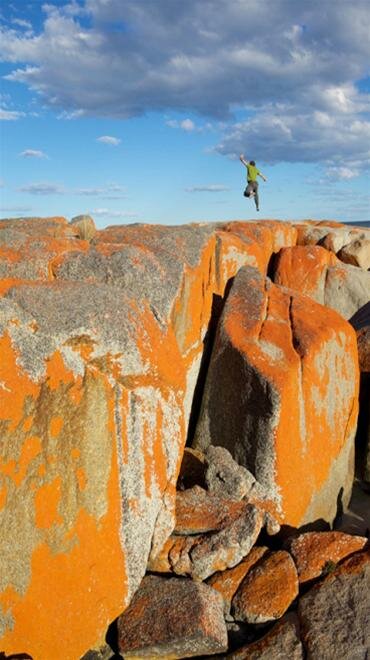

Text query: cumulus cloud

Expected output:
[1,0,370,171]
[20,149,48,158]
[96,135,121,146]
[185,184,230,193]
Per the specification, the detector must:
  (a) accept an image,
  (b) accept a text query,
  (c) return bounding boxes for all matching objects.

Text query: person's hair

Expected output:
[250,160,256,166]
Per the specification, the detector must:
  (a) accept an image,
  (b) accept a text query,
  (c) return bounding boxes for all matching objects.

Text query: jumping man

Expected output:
[239,154,267,212]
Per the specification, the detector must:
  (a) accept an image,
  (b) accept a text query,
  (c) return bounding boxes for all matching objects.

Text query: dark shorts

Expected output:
[244,180,258,196]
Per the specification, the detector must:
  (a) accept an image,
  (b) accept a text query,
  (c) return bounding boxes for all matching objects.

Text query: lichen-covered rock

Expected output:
[298,549,370,659]
[288,531,367,584]
[70,214,97,241]
[337,236,370,270]
[0,216,88,282]
[193,266,359,527]
[231,551,299,624]
[273,244,370,319]
[227,612,303,659]
[207,546,268,613]
[1,219,298,658]
[117,575,228,659]
[174,485,253,535]
[148,503,264,580]
[204,446,256,500]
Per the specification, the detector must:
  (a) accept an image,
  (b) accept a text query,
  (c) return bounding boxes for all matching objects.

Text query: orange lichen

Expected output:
[45,350,75,391]
[0,484,7,510]
[0,333,39,432]
[49,416,63,438]
[34,476,64,529]
[0,452,128,660]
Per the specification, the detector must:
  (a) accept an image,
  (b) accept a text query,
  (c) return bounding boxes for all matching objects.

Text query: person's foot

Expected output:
[256,206,259,211]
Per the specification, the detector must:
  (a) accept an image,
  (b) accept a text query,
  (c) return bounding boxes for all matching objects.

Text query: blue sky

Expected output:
[1,0,369,228]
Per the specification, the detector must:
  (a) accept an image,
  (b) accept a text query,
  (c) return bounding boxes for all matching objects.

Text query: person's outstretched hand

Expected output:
[239,154,244,160]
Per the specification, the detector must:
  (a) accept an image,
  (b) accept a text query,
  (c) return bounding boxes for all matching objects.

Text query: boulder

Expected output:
[273,244,370,319]
[204,446,256,500]
[207,546,268,613]
[70,214,97,241]
[117,575,228,659]
[193,266,359,527]
[337,236,370,270]
[231,550,299,624]
[298,549,370,659]
[147,503,264,580]
[288,531,367,584]
[2,220,296,658]
[227,613,303,659]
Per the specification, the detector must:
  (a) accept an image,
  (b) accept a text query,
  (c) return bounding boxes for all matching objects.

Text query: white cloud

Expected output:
[185,184,230,193]
[19,182,65,195]
[75,184,126,197]
[91,208,138,218]
[20,149,48,159]
[325,166,360,180]
[96,135,121,146]
[11,18,33,30]
[0,108,25,120]
[1,0,370,171]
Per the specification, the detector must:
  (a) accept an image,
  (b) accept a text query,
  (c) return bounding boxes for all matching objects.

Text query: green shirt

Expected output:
[247,163,260,182]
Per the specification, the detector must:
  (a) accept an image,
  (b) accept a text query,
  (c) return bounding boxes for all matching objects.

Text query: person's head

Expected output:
[250,160,256,166]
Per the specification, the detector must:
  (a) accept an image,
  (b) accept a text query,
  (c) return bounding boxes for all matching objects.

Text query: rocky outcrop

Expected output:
[193,265,359,527]
[0,216,368,659]
[0,217,297,659]
[227,613,303,659]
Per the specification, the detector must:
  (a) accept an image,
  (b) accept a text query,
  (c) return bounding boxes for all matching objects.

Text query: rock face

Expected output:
[298,549,370,659]
[193,266,359,526]
[117,575,228,659]
[0,217,298,659]
[273,244,370,319]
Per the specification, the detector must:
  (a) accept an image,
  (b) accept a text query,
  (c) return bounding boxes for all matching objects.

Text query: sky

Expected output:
[0,0,370,228]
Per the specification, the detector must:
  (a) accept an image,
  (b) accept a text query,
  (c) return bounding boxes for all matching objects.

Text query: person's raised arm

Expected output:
[258,171,268,182]
[239,154,248,167]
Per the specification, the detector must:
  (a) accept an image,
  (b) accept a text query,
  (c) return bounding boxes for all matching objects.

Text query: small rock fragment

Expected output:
[298,549,370,659]
[149,503,264,580]
[205,445,256,500]
[227,612,303,659]
[232,550,299,624]
[117,575,228,659]
[174,485,250,535]
[288,531,367,584]
[207,546,268,613]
